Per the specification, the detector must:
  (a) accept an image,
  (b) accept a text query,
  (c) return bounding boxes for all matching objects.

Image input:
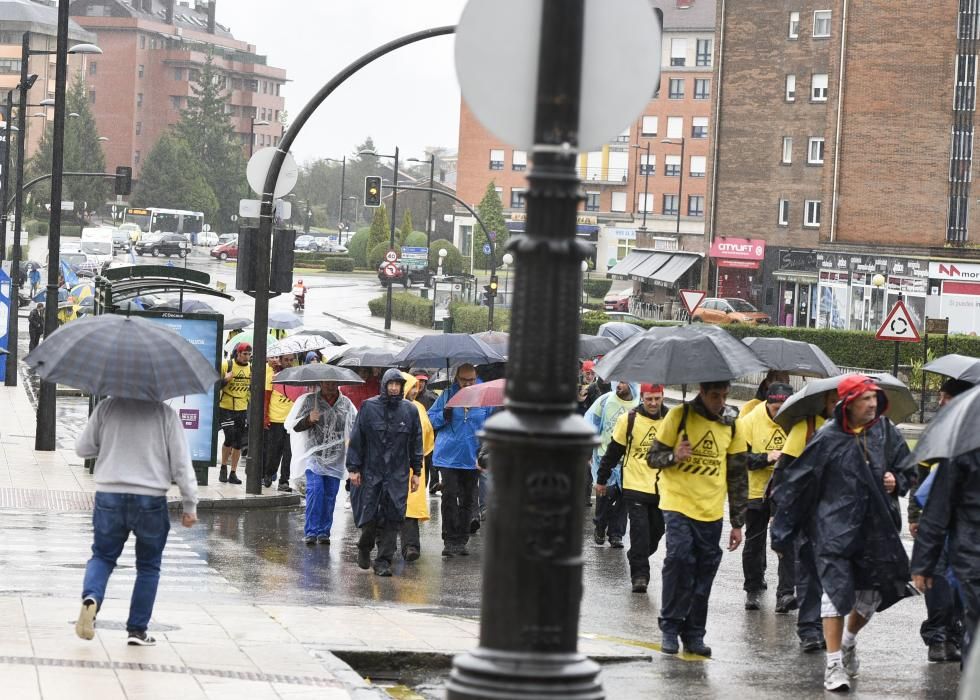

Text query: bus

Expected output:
[123,207,205,240]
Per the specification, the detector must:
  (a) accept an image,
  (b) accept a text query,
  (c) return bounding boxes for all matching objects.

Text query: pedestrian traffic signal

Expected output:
[114,166,132,196]
[364,176,382,207]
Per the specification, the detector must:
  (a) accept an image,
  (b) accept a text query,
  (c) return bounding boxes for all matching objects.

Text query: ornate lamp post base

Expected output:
[448,648,602,699]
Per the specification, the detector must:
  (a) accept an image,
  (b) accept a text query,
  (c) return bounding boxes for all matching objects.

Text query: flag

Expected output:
[60,260,78,287]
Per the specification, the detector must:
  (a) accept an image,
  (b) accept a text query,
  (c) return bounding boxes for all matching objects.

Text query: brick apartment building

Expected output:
[711,1,980,334]
[454,1,715,309]
[68,0,285,181]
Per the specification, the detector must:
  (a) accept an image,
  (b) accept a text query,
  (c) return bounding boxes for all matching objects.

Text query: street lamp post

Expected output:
[326,156,347,242]
[631,141,651,232]
[249,117,270,158]
[501,252,513,306]
[663,136,685,235]
[408,153,436,279]
[345,195,358,235]
[360,147,399,330]
[0,91,16,263]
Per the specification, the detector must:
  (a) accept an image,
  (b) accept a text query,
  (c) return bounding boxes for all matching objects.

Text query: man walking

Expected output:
[428,364,490,557]
[28,302,45,351]
[647,381,748,657]
[771,375,915,692]
[347,369,423,576]
[74,396,198,646]
[596,384,669,593]
[217,342,252,484]
[585,381,639,547]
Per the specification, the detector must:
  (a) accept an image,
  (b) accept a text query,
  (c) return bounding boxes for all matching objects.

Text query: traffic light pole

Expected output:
[386,146,399,330]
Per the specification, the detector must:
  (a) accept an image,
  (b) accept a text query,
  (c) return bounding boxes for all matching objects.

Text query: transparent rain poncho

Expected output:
[285,391,357,481]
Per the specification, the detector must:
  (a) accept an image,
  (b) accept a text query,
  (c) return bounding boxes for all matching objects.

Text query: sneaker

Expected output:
[374,561,392,577]
[404,547,421,562]
[745,590,762,611]
[219,465,228,483]
[316,535,330,545]
[127,630,156,646]
[227,471,242,485]
[262,478,273,488]
[661,634,679,655]
[842,643,860,678]
[304,536,316,545]
[357,548,371,570]
[609,536,624,549]
[277,483,293,493]
[631,577,648,593]
[75,597,97,640]
[683,639,712,657]
[593,530,606,546]
[441,545,455,557]
[824,661,850,692]
[800,637,825,653]
[775,594,798,614]
[928,641,946,663]
[945,641,962,662]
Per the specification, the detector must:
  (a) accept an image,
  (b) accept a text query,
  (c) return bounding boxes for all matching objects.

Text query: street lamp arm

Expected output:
[6,171,116,214]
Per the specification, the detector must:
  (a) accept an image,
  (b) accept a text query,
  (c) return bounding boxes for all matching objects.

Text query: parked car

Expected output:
[296,235,347,253]
[377,261,427,287]
[111,227,131,250]
[603,287,633,312]
[217,233,238,246]
[194,231,218,247]
[117,222,142,243]
[134,232,190,258]
[603,311,646,324]
[691,297,770,325]
[210,240,238,261]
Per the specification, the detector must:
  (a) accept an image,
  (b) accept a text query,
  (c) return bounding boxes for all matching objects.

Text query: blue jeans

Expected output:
[82,492,170,634]
[659,511,723,642]
[305,470,341,537]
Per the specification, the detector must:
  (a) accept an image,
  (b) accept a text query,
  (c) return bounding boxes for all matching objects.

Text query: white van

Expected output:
[80,227,115,269]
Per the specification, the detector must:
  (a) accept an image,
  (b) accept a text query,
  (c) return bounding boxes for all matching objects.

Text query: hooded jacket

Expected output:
[346,368,423,527]
[770,391,915,614]
[402,373,432,522]
[427,378,491,470]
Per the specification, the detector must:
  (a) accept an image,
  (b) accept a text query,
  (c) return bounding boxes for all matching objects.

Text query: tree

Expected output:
[347,229,371,268]
[26,71,110,223]
[368,203,390,249]
[429,238,464,275]
[474,181,510,270]
[132,132,218,220]
[368,241,401,269]
[174,50,247,230]
[399,209,414,246]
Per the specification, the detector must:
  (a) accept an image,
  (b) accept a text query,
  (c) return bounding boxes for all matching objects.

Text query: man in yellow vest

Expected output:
[596,384,670,593]
[264,354,296,491]
[217,342,252,484]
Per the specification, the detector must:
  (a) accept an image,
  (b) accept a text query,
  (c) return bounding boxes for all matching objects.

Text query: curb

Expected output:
[167,493,301,512]
[320,310,418,343]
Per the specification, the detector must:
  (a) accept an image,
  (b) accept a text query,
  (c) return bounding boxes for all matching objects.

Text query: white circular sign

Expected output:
[246,147,299,199]
[383,263,398,278]
[384,249,398,263]
[455,0,662,152]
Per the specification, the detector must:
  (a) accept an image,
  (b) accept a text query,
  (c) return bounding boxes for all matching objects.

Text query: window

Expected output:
[494,186,503,201]
[611,191,627,212]
[694,79,710,100]
[669,78,684,99]
[608,150,628,181]
[789,12,800,39]
[804,200,822,227]
[813,10,832,38]
[0,58,20,74]
[670,38,687,67]
[811,73,828,101]
[135,121,142,135]
[667,116,683,139]
[88,61,97,76]
[808,137,825,164]
[782,137,793,164]
[778,199,790,226]
[139,34,146,49]
[134,150,141,165]
[489,149,504,170]
[173,68,183,81]
[690,156,706,178]
[663,194,679,216]
[585,151,603,180]
[692,117,709,139]
[170,96,182,110]
[951,128,974,182]
[245,79,258,92]
[89,90,96,104]
[696,38,712,67]
[615,127,631,143]
[510,188,527,209]
[638,193,654,213]
[641,116,658,136]
[688,195,705,217]
[138,64,144,78]
[639,153,655,175]
[786,74,796,101]
[617,238,634,260]
[585,191,601,212]
[137,93,143,107]
[956,54,977,111]
[665,154,681,176]
[512,149,527,171]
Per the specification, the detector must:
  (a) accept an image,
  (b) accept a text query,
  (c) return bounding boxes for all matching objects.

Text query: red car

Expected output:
[210,241,238,261]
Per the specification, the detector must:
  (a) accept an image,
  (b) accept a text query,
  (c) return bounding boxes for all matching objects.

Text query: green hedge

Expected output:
[294,252,352,268]
[583,278,613,298]
[368,292,433,327]
[323,256,355,272]
[580,310,678,335]
[368,242,401,270]
[348,229,370,268]
[449,301,511,333]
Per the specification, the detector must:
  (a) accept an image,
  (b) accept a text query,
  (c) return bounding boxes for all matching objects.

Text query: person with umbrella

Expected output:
[263,354,297,492]
[770,375,916,692]
[347,369,423,576]
[595,383,669,593]
[28,263,41,298]
[646,381,749,657]
[28,302,45,351]
[411,370,437,410]
[217,342,253,484]
[400,373,434,561]
[740,383,795,613]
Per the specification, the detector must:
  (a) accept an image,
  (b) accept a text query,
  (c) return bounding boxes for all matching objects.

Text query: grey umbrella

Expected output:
[579,334,616,359]
[222,316,253,330]
[923,354,980,384]
[908,383,980,465]
[392,333,505,368]
[472,331,509,357]
[24,314,218,401]
[273,364,364,385]
[331,345,399,368]
[773,372,917,432]
[596,321,645,344]
[268,310,303,330]
[295,328,347,346]
[164,297,214,313]
[742,337,840,378]
[595,324,769,385]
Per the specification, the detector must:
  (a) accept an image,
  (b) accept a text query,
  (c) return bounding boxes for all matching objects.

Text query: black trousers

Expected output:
[263,422,291,484]
[359,517,401,566]
[400,517,421,556]
[659,512,722,642]
[29,330,42,351]
[594,485,627,540]
[796,536,824,642]
[921,548,964,646]
[742,499,795,597]
[626,495,665,581]
[440,469,478,545]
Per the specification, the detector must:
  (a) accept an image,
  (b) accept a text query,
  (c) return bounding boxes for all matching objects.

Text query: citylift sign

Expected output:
[709,238,766,269]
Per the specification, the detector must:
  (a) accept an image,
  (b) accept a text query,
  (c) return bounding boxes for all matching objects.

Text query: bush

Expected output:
[368,292,433,327]
[583,278,613,299]
[323,255,354,272]
[26,220,49,236]
[449,301,510,333]
[404,231,428,248]
[368,242,401,270]
[429,238,465,275]
[347,229,371,268]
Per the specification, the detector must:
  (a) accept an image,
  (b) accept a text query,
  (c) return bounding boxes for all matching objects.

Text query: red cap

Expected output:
[414,373,429,381]
[640,383,664,394]
[234,342,252,355]
[582,360,595,371]
[837,374,880,403]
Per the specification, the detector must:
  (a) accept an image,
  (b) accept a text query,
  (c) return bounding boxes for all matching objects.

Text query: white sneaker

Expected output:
[75,597,97,640]
[842,643,860,678]
[824,661,850,692]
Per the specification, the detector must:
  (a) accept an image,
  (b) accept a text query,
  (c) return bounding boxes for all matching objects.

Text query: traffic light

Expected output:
[488,275,498,297]
[364,176,382,207]
[114,166,132,196]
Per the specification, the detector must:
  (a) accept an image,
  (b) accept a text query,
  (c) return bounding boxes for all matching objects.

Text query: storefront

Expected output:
[768,249,819,327]
[709,238,765,306]
[928,261,980,334]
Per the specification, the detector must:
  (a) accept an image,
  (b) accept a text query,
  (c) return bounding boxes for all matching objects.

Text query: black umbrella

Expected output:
[922,354,980,384]
[392,333,505,368]
[164,297,214,313]
[773,372,917,432]
[596,321,644,344]
[579,334,616,359]
[295,328,347,346]
[595,324,768,385]
[273,364,364,385]
[742,337,839,378]
[331,345,399,368]
[907,383,980,465]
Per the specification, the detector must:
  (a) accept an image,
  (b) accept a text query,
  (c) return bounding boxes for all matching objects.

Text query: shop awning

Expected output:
[651,253,701,285]
[629,252,672,280]
[607,250,650,278]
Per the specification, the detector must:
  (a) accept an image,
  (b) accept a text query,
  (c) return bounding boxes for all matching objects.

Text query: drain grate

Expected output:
[0,655,344,687]
[0,488,96,512]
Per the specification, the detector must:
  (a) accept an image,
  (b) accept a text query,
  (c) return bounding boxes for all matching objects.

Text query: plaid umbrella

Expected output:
[268,311,303,330]
[294,328,347,346]
[268,334,335,358]
[25,315,218,401]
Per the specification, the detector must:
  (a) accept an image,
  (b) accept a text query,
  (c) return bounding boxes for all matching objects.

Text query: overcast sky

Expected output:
[217,1,467,165]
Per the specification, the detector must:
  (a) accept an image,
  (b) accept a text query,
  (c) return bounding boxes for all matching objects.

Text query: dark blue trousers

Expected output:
[305,470,340,538]
[659,511,722,642]
[921,547,963,646]
[796,536,824,642]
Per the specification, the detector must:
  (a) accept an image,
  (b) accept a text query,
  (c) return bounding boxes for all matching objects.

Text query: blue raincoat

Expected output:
[427,380,491,470]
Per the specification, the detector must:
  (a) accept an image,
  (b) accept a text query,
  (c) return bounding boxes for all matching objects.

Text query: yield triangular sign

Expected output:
[875,300,921,342]
[679,289,707,315]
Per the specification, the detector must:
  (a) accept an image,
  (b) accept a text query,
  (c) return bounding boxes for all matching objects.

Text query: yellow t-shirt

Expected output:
[655,403,747,522]
[265,365,294,424]
[219,359,252,411]
[782,416,828,458]
[739,398,763,418]
[611,409,665,495]
[742,401,788,500]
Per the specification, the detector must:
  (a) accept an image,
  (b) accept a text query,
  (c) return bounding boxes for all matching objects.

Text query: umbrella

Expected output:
[742,337,840,378]
[579,334,616,359]
[922,354,980,384]
[268,334,335,358]
[773,372,917,432]
[331,345,399,368]
[0,348,8,354]
[24,314,218,401]
[163,297,214,313]
[907,383,980,465]
[272,364,365,385]
[224,330,278,355]
[594,324,768,385]
[268,311,303,330]
[446,378,506,408]
[596,321,645,344]
[392,333,506,368]
[222,316,253,331]
[70,283,93,301]
[472,331,509,357]
[33,288,68,303]
[294,328,347,346]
